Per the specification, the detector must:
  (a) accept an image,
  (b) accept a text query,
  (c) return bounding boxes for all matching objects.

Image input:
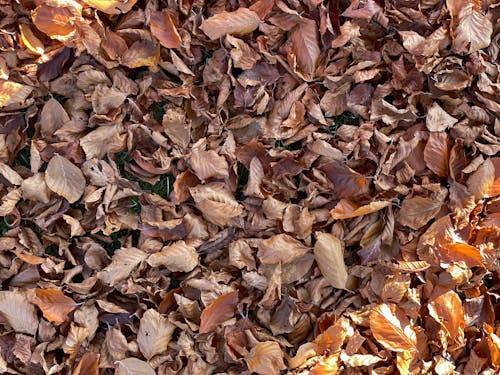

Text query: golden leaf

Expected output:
[33,288,77,323]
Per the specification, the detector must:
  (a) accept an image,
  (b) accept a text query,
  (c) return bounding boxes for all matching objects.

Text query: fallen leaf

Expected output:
[147,241,199,272]
[72,352,99,375]
[82,0,138,14]
[201,8,260,40]
[116,358,155,375]
[32,5,75,37]
[370,303,418,352]
[245,341,286,375]
[33,288,77,323]
[428,289,464,341]
[452,4,492,54]
[45,154,86,203]
[424,132,450,177]
[257,234,310,264]
[397,189,447,230]
[437,242,484,267]
[331,199,391,219]
[0,291,38,335]
[314,232,348,289]
[290,19,320,80]
[199,291,238,333]
[137,309,176,359]
[0,80,33,107]
[150,11,182,48]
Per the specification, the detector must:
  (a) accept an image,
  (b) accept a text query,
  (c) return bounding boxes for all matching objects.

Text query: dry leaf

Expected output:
[147,241,199,272]
[72,352,99,375]
[98,247,147,286]
[0,80,33,107]
[83,0,138,14]
[370,303,418,353]
[45,154,86,203]
[199,291,238,333]
[137,309,176,359]
[245,341,286,375]
[424,132,450,177]
[189,149,229,180]
[290,19,320,80]
[257,234,310,264]
[397,189,447,230]
[331,199,391,219]
[32,5,75,37]
[452,4,492,54]
[426,103,458,132]
[314,232,348,289]
[467,158,495,200]
[437,242,484,267]
[0,291,38,335]
[428,289,464,341]
[33,288,77,323]
[116,358,155,375]
[150,11,182,48]
[201,8,260,40]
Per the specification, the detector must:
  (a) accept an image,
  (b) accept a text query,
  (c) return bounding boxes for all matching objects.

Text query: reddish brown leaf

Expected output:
[33,288,77,323]
[72,352,99,375]
[321,162,369,198]
[290,18,320,80]
[150,11,182,48]
[330,199,391,219]
[424,132,450,177]
[199,291,238,333]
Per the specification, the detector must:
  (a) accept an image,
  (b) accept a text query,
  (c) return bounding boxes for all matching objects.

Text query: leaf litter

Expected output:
[0,0,499,374]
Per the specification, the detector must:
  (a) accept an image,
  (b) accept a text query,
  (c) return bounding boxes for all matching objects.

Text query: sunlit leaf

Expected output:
[245,341,286,375]
[314,232,348,289]
[200,8,260,40]
[150,11,182,48]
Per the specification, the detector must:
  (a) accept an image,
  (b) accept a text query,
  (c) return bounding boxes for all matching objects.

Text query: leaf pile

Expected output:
[0,0,499,374]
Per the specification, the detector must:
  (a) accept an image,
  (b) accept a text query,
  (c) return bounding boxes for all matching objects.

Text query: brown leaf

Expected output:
[370,303,417,352]
[321,162,369,198]
[146,241,199,272]
[452,4,492,54]
[290,19,320,80]
[33,288,77,323]
[314,232,348,289]
[257,234,310,264]
[137,309,176,359]
[19,24,44,55]
[150,11,182,48]
[428,289,464,341]
[331,199,391,219]
[45,154,86,203]
[116,358,155,375]
[189,149,229,180]
[397,188,447,230]
[0,291,38,335]
[201,8,260,40]
[467,158,495,200]
[72,352,99,375]
[245,341,286,375]
[424,132,450,177]
[98,247,148,286]
[122,40,160,68]
[199,291,238,333]
[426,103,458,132]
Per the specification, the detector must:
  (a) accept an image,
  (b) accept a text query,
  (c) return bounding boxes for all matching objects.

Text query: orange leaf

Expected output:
[330,199,391,219]
[150,11,182,48]
[32,5,75,37]
[199,291,238,333]
[72,352,99,375]
[370,303,417,352]
[437,242,484,267]
[33,288,77,323]
[428,288,464,341]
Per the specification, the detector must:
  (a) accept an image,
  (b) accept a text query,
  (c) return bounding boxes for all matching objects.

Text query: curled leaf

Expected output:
[33,288,77,323]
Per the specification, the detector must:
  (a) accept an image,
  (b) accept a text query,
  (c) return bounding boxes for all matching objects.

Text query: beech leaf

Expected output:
[45,154,85,203]
[201,8,260,40]
[33,288,77,323]
[199,291,238,333]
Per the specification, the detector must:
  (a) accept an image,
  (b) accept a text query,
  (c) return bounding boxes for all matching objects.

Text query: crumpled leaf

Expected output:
[147,240,199,272]
[0,291,38,335]
[314,232,348,289]
[370,303,418,352]
[199,291,238,333]
[189,149,229,180]
[201,8,260,40]
[137,309,176,359]
[33,288,77,323]
[428,289,464,341]
[45,154,86,203]
[98,247,148,286]
[452,4,492,54]
[245,341,286,375]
